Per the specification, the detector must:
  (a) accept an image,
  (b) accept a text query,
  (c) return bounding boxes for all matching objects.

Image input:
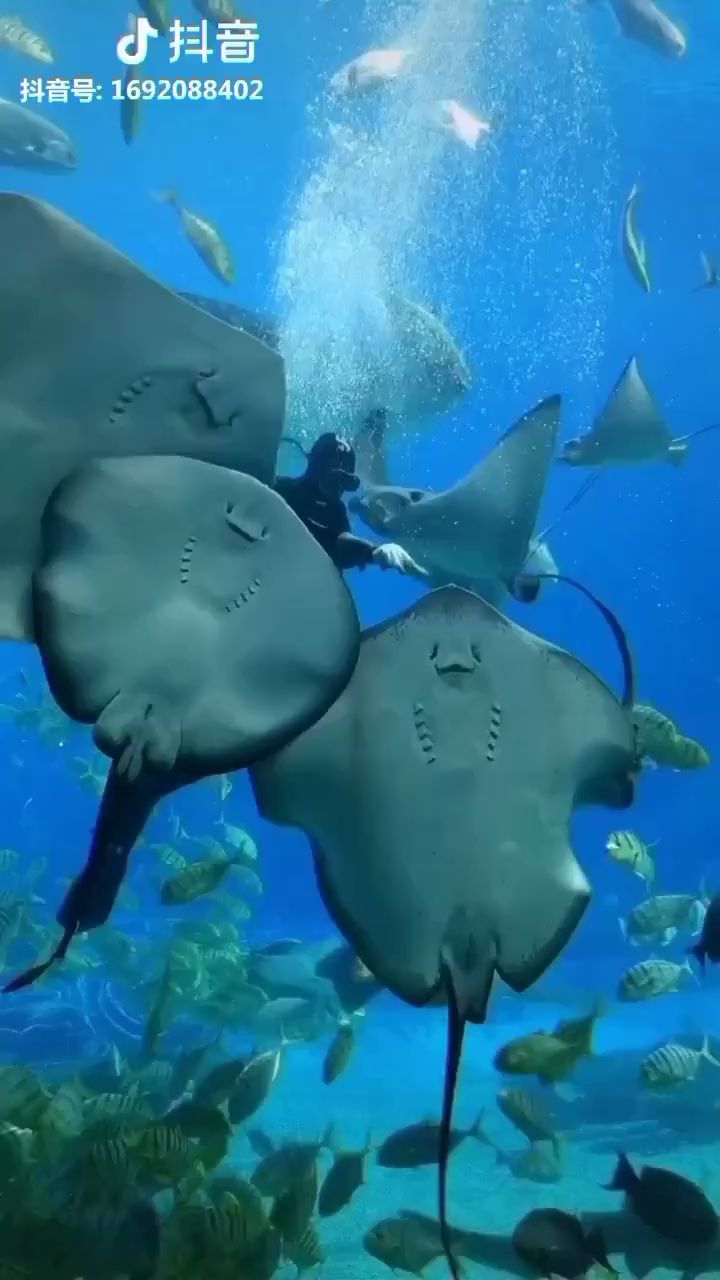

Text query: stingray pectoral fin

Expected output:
[495,843,590,993]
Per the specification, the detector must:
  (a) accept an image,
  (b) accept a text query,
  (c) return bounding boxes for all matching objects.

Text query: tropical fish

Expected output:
[512,1208,615,1280]
[376,1114,489,1168]
[607,0,686,58]
[322,1017,357,1084]
[497,1139,563,1183]
[620,891,707,946]
[154,191,234,284]
[494,1006,602,1084]
[318,1131,371,1216]
[605,1153,718,1246]
[640,1037,720,1087]
[617,958,695,1001]
[496,1088,561,1157]
[0,15,52,62]
[621,184,651,292]
[160,853,238,904]
[120,14,142,146]
[606,829,656,885]
[632,703,710,769]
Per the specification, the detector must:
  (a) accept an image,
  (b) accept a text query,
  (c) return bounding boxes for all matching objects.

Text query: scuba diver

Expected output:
[276,429,425,576]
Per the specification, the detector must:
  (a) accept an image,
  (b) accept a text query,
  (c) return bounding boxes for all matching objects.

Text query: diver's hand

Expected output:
[372,543,428,576]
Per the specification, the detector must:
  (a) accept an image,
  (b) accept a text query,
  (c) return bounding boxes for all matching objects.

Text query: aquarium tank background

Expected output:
[0,1,717,1278]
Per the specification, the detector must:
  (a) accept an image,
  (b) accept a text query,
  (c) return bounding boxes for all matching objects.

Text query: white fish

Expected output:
[434,99,491,151]
[330,48,412,96]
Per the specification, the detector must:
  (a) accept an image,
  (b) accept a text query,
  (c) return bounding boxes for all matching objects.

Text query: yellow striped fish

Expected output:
[0,15,52,63]
[640,1037,720,1087]
[606,829,656,885]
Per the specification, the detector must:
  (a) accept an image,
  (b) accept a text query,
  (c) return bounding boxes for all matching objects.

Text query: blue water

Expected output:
[1,0,720,1273]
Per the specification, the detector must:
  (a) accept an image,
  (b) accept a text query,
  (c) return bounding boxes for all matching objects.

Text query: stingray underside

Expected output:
[3,455,360,991]
[0,193,285,641]
[252,585,635,1016]
[251,585,636,1280]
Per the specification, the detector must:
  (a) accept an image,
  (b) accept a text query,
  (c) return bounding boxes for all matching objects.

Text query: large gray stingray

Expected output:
[251,586,637,1277]
[558,357,707,467]
[4,455,359,992]
[349,396,562,604]
[0,194,285,642]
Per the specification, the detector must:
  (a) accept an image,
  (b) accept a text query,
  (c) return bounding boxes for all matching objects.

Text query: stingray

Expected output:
[251,585,638,1277]
[0,193,285,642]
[558,357,720,467]
[350,403,600,605]
[3,455,359,993]
[349,395,563,604]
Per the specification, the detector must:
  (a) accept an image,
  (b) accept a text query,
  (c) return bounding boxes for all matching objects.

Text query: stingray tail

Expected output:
[280,434,309,461]
[2,924,75,993]
[679,420,720,447]
[513,574,634,710]
[438,960,466,1280]
[533,473,601,548]
[3,764,162,993]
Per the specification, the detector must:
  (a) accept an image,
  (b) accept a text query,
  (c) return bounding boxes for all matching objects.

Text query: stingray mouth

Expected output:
[430,641,480,684]
[225,503,269,541]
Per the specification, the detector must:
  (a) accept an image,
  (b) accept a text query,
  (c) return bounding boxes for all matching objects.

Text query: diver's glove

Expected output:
[372,542,428,576]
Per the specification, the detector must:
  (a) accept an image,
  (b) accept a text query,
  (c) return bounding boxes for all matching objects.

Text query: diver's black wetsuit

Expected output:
[275,433,377,571]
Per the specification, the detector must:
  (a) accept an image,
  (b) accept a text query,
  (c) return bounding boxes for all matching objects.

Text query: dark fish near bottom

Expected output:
[318,1134,371,1217]
[512,1208,616,1280]
[605,1152,719,1246]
